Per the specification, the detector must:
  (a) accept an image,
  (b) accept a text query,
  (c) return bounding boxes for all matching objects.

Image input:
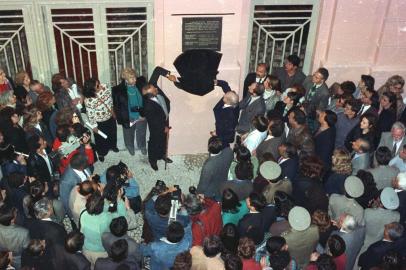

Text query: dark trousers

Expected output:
[95,117,117,157]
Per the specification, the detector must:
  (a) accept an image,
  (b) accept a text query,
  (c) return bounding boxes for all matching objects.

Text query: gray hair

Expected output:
[391,122,406,132]
[397,172,406,190]
[341,214,357,232]
[386,222,404,241]
[0,90,14,107]
[33,197,52,219]
[225,91,239,106]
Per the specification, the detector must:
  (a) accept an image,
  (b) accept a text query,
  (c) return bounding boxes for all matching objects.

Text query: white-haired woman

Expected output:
[112,68,147,155]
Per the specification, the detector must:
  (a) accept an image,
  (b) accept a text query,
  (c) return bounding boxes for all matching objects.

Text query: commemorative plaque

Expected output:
[182,17,222,51]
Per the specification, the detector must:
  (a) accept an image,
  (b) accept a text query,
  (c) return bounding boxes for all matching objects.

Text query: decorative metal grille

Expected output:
[0,9,31,79]
[50,8,98,86]
[106,7,148,85]
[249,5,313,71]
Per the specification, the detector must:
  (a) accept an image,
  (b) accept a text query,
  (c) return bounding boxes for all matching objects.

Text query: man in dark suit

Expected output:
[197,136,233,200]
[102,217,141,263]
[359,87,379,117]
[142,66,174,171]
[358,222,404,270]
[242,63,268,98]
[277,142,299,181]
[94,239,139,270]
[238,193,276,245]
[271,55,306,91]
[53,231,91,270]
[302,67,330,133]
[25,197,67,247]
[60,153,92,215]
[236,83,266,135]
[211,80,239,148]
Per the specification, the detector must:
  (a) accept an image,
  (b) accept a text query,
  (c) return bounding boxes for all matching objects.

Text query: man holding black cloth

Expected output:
[142,66,175,171]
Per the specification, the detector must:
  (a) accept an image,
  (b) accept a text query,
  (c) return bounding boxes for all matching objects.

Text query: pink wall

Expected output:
[312,0,406,86]
[154,0,406,154]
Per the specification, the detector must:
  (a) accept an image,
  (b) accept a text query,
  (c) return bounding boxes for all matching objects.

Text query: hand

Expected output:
[127,170,134,178]
[26,96,33,106]
[310,252,320,262]
[197,194,205,203]
[93,127,99,134]
[124,196,131,210]
[164,126,170,133]
[167,74,177,82]
[16,154,26,165]
[210,131,217,136]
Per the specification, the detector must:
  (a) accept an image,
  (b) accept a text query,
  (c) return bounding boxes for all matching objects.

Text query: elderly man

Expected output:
[211,80,239,148]
[359,222,404,270]
[25,197,67,246]
[243,63,268,98]
[351,138,371,175]
[331,214,366,270]
[379,122,406,158]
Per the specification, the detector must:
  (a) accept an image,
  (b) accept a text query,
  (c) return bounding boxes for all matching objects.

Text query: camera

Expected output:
[169,185,182,224]
[151,180,168,196]
[91,174,100,183]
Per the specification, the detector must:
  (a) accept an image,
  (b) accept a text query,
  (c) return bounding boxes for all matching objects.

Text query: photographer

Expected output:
[100,162,141,214]
[183,193,222,246]
[141,221,192,270]
[52,123,95,174]
[143,182,189,242]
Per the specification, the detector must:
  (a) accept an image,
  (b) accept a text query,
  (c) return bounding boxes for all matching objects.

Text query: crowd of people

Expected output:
[0,53,405,270]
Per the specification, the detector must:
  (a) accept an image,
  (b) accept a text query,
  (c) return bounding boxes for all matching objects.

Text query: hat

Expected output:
[344,176,364,198]
[259,161,282,180]
[288,206,311,231]
[380,187,399,210]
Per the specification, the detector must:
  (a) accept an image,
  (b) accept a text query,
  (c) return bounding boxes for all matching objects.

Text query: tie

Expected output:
[307,85,317,101]
[392,143,397,156]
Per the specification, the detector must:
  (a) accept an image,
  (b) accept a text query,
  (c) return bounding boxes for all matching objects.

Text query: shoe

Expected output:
[150,161,158,171]
[162,157,173,163]
[111,147,119,153]
[141,148,147,155]
[99,156,105,162]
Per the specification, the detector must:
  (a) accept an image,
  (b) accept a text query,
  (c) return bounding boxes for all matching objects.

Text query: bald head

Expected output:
[224,91,239,106]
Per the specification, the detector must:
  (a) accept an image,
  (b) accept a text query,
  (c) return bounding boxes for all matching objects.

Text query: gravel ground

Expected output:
[63,148,206,268]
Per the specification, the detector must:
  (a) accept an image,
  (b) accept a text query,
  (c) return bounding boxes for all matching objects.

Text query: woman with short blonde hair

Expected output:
[121,68,136,82]
[112,67,147,155]
[324,149,352,195]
